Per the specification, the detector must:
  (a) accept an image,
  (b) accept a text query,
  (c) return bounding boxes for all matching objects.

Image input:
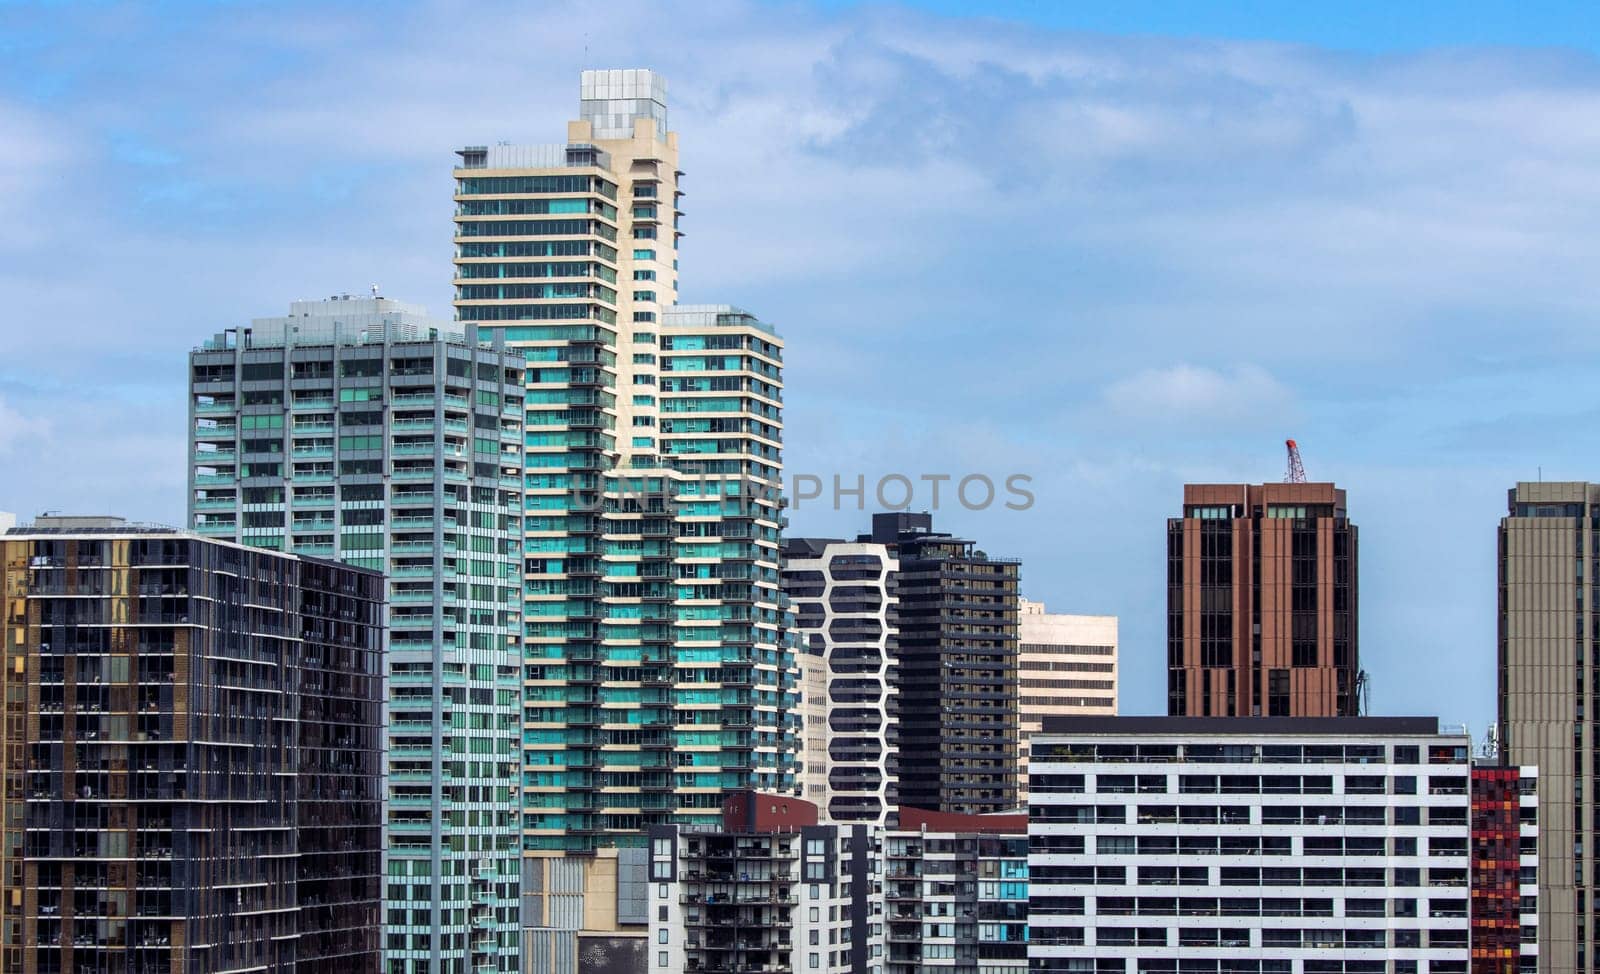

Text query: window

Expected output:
[809,954,820,970]
[651,839,672,880]
[657,930,668,944]
[634,290,657,301]
[658,952,669,968]
[634,249,656,260]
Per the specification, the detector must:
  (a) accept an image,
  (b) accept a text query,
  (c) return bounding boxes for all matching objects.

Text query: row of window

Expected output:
[1033,742,1466,765]
[1031,802,1467,826]
[1030,894,1473,918]
[1048,772,1471,796]
[1031,864,1469,888]
[1032,926,1466,949]
[1036,834,1465,857]
[1031,962,1472,974]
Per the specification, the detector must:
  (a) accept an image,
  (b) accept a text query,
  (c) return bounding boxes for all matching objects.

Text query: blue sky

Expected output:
[4,1,1599,733]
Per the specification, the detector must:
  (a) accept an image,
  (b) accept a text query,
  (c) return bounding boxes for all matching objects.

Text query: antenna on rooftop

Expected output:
[371,283,380,298]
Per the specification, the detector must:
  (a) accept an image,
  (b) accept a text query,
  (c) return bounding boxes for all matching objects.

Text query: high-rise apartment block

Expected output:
[1498,481,1600,973]
[1029,716,1474,974]
[1167,483,1359,717]
[784,538,900,825]
[1470,763,1539,974]
[188,298,526,973]
[866,512,1019,815]
[0,518,384,972]
[1017,598,1117,803]
[454,69,794,853]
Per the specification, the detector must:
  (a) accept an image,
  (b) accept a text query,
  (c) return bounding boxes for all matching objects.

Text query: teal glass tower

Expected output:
[187,296,526,974]
[454,70,797,856]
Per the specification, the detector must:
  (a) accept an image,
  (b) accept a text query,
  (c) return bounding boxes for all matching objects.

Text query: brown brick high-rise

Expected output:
[1166,483,1359,717]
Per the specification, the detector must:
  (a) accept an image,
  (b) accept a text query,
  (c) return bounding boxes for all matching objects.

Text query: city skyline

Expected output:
[9,2,1600,737]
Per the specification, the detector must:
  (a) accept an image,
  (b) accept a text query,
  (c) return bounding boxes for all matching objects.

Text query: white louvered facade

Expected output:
[1028,717,1473,974]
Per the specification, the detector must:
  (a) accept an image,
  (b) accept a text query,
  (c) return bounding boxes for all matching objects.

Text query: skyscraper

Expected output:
[1016,598,1117,804]
[0,517,384,972]
[1498,481,1600,972]
[783,537,900,825]
[1167,482,1359,717]
[866,512,1019,815]
[188,298,526,973]
[453,69,794,854]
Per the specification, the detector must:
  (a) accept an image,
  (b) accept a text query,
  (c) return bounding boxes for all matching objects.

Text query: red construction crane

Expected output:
[1284,439,1307,484]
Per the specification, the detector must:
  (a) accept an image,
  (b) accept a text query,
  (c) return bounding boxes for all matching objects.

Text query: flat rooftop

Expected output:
[1040,716,1445,737]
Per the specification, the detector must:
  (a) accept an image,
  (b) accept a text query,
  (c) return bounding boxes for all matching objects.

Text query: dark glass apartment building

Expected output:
[1167,483,1359,717]
[865,513,1019,815]
[0,518,383,973]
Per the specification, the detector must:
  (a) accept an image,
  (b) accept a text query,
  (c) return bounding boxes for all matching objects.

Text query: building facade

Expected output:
[784,538,900,825]
[648,793,881,974]
[519,850,650,974]
[1470,764,1539,974]
[453,69,795,855]
[1029,716,1473,974]
[867,513,1019,815]
[1017,599,1117,804]
[884,807,1029,974]
[1167,483,1359,718]
[188,298,526,974]
[0,519,384,972]
[1498,480,1600,973]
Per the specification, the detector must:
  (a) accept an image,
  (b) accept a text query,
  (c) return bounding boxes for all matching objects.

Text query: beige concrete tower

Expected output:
[453,70,795,867]
[1500,481,1598,972]
[1016,598,1117,803]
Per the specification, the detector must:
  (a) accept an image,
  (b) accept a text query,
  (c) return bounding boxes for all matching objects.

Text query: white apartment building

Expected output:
[1018,598,1117,803]
[1028,717,1473,974]
[784,539,899,825]
[646,793,883,974]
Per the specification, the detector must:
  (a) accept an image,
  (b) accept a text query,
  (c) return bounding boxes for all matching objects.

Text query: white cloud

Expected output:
[0,397,48,452]
[1102,363,1292,420]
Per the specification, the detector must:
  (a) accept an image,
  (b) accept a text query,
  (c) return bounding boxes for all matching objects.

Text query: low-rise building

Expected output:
[648,793,882,974]
[1029,716,1473,974]
[884,807,1029,974]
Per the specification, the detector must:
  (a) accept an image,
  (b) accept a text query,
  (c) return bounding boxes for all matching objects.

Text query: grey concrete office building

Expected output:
[1499,481,1600,973]
[188,296,526,974]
